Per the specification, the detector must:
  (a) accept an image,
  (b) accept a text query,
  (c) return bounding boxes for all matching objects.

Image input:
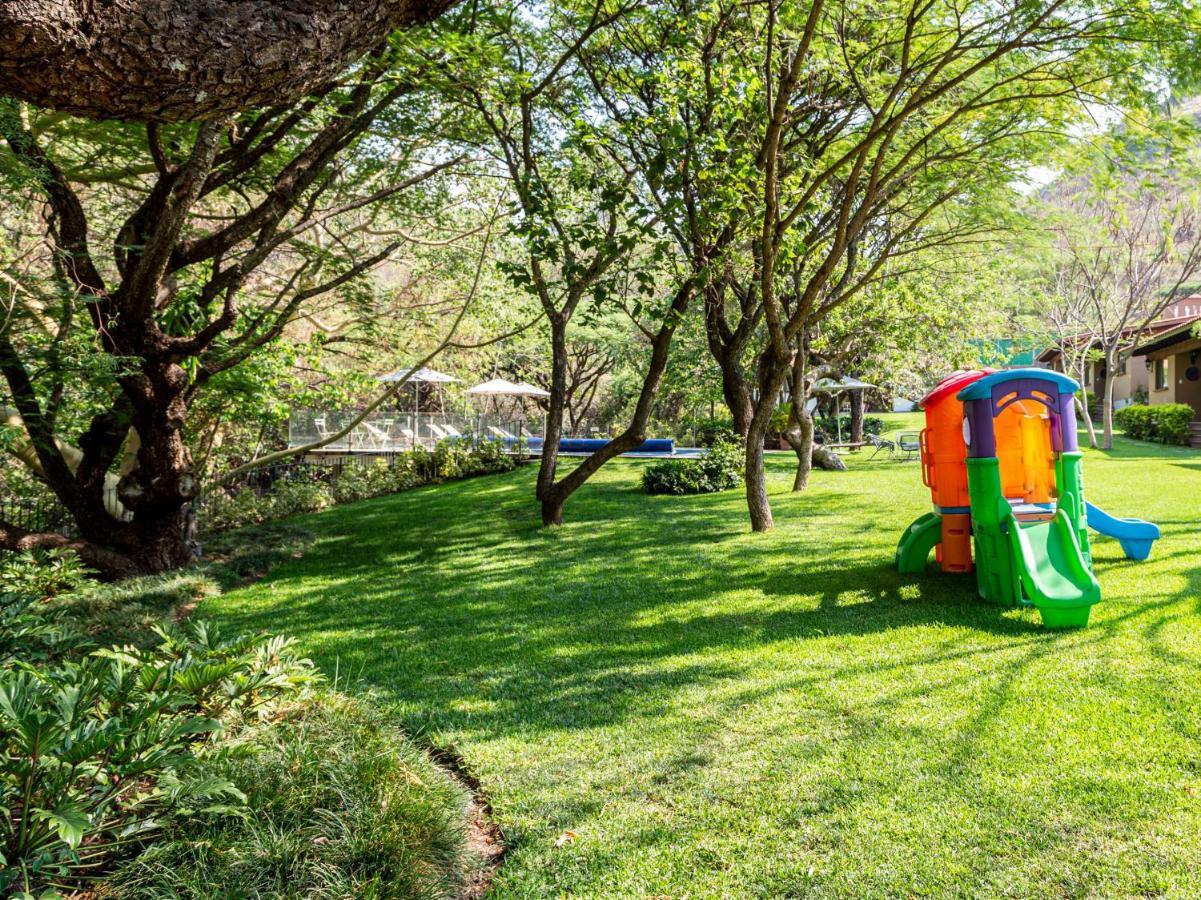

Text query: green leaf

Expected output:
[35,804,91,849]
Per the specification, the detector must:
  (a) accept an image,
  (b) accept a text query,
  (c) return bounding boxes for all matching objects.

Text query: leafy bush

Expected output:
[0,548,93,600]
[268,479,334,519]
[1114,403,1194,445]
[202,441,516,534]
[1114,404,1153,440]
[684,416,736,447]
[643,431,743,495]
[813,414,884,439]
[0,615,319,896]
[0,593,86,665]
[108,693,472,899]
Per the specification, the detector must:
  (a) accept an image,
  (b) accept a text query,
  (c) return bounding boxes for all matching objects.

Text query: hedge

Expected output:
[643,431,743,495]
[1112,403,1194,445]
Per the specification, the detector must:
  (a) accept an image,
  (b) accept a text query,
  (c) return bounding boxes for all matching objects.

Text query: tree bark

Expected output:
[1075,394,1099,450]
[849,390,865,444]
[537,315,570,525]
[784,401,847,490]
[1101,352,1116,450]
[744,360,790,531]
[0,0,455,121]
[784,340,814,491]
[539,284,694,525]
[745,421,773,531]
[719,354,754,438]
[1072,356,1099,449]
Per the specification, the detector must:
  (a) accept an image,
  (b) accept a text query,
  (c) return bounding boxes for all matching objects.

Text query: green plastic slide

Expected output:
[896,512,942,574]
[1006,510,1100,628]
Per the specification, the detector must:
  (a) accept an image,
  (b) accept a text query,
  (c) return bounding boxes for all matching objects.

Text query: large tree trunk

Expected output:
[784,407,847,490]
[745,421,773,531]
[539,284,694,525]
[112,362,200,570]
[785,342,815,491]
[744,360,790,532]
[702,282,754,438]
[785,410,815,492]
[0,0,455,121]
[537,316,570,525]
[719,355,754,438]
[849,390,865,444]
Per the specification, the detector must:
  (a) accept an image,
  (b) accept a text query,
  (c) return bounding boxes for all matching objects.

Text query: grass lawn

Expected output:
[206,414,1201,897]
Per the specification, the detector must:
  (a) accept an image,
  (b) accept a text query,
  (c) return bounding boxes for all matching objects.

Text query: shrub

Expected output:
[0,592,86,665]
[1114,403,1193,445]
[1113,404,1152,440]
[202,487,273,533]
[108,693,472,899]
[268,478,334,519]
[813,414,884,439]
[685,416,735,447]
[643,431,743,495]
[0,548,93,600]
[202,442,516,534]
[0,613,319,897]
[1151,403,1194,445]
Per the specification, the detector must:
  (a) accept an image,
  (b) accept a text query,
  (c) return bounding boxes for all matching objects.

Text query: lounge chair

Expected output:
[896,432,921,461]
[487,425,517,441]
[363,421,392,449]
[867,434,895,459]
[441,424,463,438]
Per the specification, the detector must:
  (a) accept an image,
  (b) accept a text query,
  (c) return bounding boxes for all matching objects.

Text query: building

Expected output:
[1131,314,1201,430]
[1037,299,1201,411]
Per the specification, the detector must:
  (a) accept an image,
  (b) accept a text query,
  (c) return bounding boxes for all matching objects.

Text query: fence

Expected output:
[0,494,75,537]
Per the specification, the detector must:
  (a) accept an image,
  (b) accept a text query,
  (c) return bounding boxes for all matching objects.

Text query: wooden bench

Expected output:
[820,441,867,452]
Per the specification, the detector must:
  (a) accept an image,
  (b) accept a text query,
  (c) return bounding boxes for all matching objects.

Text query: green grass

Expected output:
[108,693,472,899]
[205,414,1201,897]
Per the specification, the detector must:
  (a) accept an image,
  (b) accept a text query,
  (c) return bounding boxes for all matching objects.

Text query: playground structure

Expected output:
[896,368,1161,628]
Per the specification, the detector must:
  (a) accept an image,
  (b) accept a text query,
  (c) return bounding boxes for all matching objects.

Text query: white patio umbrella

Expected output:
[811,377,877,443]
[510,381,551,398]
[465,379,549,438]
[377,367,459,447]
[464,377,521,395]
[378,366,459,384]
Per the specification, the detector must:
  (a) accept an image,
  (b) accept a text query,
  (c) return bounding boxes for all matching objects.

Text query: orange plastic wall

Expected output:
[921,394,1058,509]
[994,401,1055,503]
[937,512,973,573]
[921,393,971,509]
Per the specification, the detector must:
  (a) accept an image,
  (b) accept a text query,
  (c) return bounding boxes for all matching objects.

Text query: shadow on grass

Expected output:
[210,466,1086,749]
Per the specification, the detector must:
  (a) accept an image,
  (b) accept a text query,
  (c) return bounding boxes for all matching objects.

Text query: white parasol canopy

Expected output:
[811,377,876,444]
[510,381,551,398]
[465,377,522,395]
[812,376,876,393]
[378,366,458,384]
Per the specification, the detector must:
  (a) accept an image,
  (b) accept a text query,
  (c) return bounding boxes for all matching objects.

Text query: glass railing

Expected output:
[288,410,544,451]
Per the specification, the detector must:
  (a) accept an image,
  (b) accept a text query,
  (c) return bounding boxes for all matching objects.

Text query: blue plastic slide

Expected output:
[1084,501,1160,561]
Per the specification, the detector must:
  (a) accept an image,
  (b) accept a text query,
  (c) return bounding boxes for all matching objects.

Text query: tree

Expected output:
[0,36,468,574]
[451,0,700,526]
[592,0,1136,531]
[0,0,456,121]
[1042,121,1201,448]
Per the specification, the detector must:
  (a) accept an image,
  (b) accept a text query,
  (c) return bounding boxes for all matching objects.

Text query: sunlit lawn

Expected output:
[207,414,1201,897]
